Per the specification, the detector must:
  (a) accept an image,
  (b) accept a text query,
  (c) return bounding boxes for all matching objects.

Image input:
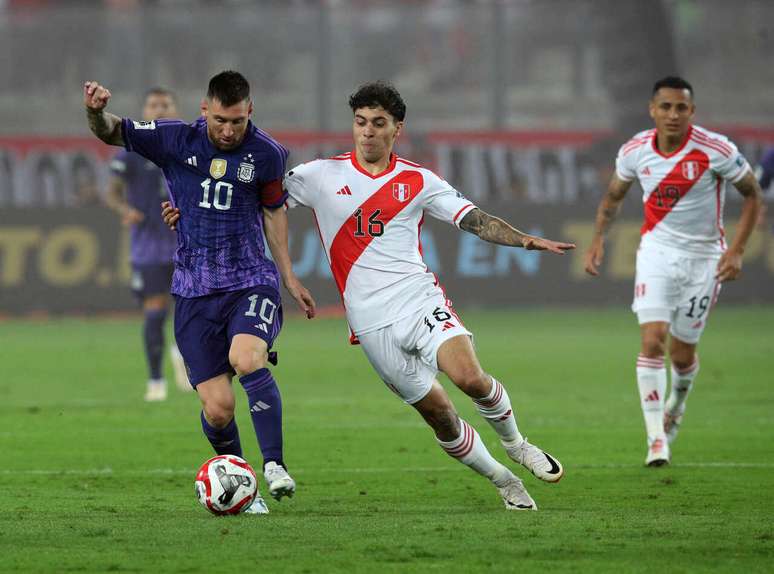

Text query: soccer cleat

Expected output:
[170,345,193,392]
[502,438,564,483]
[664,410,683,445]
[497,475,537,511]
[144,379,167,402]
[645,437,670,467]
[264,461,296,501]
[243,495,270,515]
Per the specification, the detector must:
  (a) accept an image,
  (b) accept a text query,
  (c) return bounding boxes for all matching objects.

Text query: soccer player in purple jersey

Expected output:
[104,87,189,402]
[84,71,316,515]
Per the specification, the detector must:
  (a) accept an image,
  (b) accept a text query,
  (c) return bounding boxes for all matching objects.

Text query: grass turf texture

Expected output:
[0,307,772,573]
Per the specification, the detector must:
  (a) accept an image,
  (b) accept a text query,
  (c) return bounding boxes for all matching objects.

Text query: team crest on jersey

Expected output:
[209,159,227,179]
[237,162,255,183]
[392,183,411,202]
[681,161,700,181]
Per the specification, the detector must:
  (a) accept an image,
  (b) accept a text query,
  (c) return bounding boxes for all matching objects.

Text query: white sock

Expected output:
[666,357,699,414]
[473,378,523,444]
[437,418,512,487]
[636,354,667,443]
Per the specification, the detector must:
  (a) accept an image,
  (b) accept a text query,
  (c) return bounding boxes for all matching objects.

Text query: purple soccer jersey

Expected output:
[758,147,774,190]
[121,117,289,298]
[109,150,176,266]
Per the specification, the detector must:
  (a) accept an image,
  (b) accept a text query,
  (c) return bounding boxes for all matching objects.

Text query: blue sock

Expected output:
[200,411,243,456]
[143,308,167,380]
[240,368,284,467]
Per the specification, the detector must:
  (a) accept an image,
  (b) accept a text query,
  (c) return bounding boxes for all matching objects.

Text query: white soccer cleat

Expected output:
[645,437,670,467]
[664,410,684,445]
[170,345,193,392]
[144,379,167,402]
[497,475,537,511]
[264,461,296,501]
[503,438,564,483]
[243,495,270,515]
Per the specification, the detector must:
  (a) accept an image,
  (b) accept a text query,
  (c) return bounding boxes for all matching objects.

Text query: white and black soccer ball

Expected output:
[194,455,257,515]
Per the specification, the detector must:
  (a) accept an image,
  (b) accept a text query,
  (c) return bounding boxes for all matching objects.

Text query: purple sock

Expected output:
[143,308,166,380]
[200,411,242,456]
[240,368,284,467]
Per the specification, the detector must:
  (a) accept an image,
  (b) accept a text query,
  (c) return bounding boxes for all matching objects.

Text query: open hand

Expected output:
[284,275,317,319]
[584,238,605,276]
[522,235,576,254]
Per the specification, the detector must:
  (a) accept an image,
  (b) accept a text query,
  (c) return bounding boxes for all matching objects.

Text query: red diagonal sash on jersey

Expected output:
[641,149,710,235]
[329,170,424,294]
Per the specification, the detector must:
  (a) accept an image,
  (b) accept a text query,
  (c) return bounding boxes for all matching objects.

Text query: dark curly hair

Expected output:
[348,81,406,122]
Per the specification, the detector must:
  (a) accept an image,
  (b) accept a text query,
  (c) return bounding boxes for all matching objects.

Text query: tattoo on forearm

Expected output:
[87,109,122,145]
[459,209,525,247]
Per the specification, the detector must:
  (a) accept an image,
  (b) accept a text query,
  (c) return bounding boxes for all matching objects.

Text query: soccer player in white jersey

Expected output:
[584,76,763,466]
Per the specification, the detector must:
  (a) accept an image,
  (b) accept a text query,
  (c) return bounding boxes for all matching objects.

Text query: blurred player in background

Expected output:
[104,87,189,402]
[84,71,316,515]
[584,76,763,466]
[167,81,574,511]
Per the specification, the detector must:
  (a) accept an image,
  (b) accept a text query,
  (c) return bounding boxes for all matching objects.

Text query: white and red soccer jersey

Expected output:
[616,124,751,257]
[284,151,476,336]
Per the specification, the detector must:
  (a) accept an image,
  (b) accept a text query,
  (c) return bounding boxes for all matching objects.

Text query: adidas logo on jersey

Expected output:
[186,156,198,167]
[336,185,352,196]
[644,390,660,402]
[441,321,455,332]
[254,323,268,333]
[642,166,650,175]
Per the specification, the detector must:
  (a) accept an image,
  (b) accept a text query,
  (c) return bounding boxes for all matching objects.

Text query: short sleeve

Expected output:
[615,144,638,182]
[422,170,477,227]
[284,161,321,209]
[109,149,130,179]
[121,118,185,167]
[711,138,750,183]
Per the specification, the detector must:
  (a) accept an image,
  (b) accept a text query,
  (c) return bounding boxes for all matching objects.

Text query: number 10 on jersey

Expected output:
[199,178,233,210]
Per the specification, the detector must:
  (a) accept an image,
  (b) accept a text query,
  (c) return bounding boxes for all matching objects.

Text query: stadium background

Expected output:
[1,0,772,314]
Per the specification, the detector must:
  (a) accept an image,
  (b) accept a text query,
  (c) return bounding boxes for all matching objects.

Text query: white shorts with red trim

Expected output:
[357,291,471,404]
[632,244,722,344]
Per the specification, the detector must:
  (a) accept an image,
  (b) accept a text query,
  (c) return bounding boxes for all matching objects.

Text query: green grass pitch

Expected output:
[0,307,772,573]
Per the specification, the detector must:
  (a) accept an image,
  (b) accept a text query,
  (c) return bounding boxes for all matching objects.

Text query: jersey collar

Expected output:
[651,124,693,159]
[350,151,397,179]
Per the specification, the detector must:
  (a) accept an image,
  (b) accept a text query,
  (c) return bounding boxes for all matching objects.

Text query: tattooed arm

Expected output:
[459,208,575,254]
[83,81,124,146]
[716,170,763,282]
[584,174,633,276]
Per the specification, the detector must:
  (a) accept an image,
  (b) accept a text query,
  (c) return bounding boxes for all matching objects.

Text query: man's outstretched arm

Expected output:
[83,81,124,146]
[459,208,575,254]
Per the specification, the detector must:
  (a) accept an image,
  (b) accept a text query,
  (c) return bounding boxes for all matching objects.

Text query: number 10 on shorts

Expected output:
[245,294,276,333]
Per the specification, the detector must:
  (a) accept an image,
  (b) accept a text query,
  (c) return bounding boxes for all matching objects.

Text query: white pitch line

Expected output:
[3,461,774,477]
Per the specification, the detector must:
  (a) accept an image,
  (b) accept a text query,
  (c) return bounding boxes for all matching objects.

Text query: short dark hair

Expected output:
[348,81,406,122]
[652,76,693,98]
[144,86,175,102]
[207,71,251,107]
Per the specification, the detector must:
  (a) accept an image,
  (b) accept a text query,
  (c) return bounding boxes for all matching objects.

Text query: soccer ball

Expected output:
[194,455,257,515]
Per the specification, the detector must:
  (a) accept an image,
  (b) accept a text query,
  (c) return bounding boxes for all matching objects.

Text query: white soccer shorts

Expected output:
[631,244,722,344]
[357,291,472,404]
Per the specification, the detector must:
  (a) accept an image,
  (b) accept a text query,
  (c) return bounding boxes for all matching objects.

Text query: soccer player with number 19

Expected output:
[84,71,316,515]
[584,76,763,466]
[285,82,574,510]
